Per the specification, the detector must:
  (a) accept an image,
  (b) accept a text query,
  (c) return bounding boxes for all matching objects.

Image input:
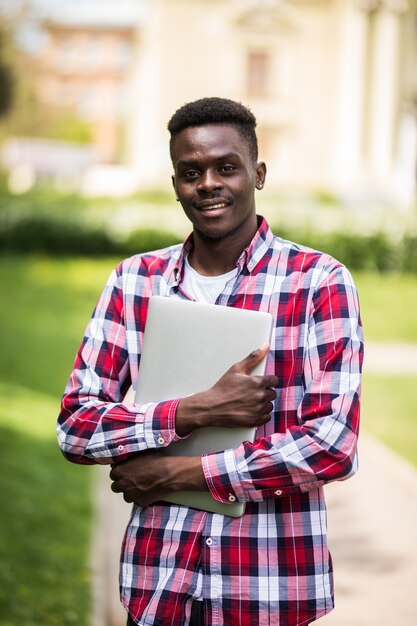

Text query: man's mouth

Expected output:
[202,203,227,211]
[195,200,230,212]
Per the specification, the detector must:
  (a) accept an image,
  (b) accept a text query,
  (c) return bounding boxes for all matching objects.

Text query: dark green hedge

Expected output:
[0,214,182,257]
[0,212,416,273]
[0,215,117,256]
[280,230,405,273]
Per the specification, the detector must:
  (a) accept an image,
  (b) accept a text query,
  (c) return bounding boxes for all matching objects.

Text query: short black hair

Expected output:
[168,97,258,162]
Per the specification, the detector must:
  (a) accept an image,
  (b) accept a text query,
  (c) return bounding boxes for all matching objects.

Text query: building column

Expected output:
[333,0,370,193]
[367,0,409,188]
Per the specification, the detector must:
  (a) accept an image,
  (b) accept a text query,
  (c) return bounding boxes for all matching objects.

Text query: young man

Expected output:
[57,97,363,626]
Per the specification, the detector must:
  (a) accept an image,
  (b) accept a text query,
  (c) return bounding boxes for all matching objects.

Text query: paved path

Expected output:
[364,341,417,375]
[91,342,417,626]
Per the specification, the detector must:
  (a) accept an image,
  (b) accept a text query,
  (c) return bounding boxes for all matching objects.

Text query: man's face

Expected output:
[171,124,266,242]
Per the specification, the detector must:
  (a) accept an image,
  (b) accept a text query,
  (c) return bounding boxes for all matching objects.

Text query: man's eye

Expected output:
[220,165,235,173]
[184,170,199,179]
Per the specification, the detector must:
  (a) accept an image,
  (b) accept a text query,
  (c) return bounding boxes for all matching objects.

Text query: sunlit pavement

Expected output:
[320,433,417,626]
[92,343,417,626]
[365,342,417,375]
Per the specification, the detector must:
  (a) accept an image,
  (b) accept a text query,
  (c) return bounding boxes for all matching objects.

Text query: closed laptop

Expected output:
[134,296,273,516]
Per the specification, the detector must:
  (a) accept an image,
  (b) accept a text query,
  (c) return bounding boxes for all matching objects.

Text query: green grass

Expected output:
[0,256,416,624]
[352,271,417,342]
[0,256,117,626]
[0,256,117,396]
[0,384,93,626]
[361,373,417,468]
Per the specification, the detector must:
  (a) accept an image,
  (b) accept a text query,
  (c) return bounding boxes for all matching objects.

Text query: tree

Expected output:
[0,27,14,118]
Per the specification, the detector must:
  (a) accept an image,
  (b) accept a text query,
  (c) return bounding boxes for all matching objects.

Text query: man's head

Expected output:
[168,97,258,163]
[168,97,266,245]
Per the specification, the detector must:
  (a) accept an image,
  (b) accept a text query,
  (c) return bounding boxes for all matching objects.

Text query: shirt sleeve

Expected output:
[56,263,181,465]
[202,264,363,504]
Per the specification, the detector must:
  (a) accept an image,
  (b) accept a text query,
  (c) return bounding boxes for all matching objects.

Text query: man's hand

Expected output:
[110,450,207,506]
[176,344,279,436]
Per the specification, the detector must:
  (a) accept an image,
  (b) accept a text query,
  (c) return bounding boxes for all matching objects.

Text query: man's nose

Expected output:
[197,170,223,194]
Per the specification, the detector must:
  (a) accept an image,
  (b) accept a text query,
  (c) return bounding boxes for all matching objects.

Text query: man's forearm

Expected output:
[110,451,208,506]
[176,392,210,436]
[175,345,278,436]
[165,455,208,492]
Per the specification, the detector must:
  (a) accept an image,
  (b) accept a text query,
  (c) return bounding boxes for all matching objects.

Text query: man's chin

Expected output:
[194,224,236,241]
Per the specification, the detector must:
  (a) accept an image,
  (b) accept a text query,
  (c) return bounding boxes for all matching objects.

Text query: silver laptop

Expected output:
[134,296,273,516]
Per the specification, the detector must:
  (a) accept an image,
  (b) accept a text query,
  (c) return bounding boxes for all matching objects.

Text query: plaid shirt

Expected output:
[57,217,363,626]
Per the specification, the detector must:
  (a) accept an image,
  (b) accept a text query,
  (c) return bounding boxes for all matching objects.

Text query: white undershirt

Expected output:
[181,255,238,304]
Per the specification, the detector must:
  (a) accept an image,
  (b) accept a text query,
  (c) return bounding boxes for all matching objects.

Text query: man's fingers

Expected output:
[233,343,270,375]
[246,375,279,391]
[110,480,122,493]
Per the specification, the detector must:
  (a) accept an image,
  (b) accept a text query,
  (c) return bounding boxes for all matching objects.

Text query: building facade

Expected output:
[36,5,139,163]
[28,0,417,205]
[127,0,416,206]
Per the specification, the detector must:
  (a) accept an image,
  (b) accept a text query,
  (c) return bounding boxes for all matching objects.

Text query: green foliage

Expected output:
[0,185,415,272]
[0,98,92,144]
[402,234,417,273]
[0,28,91,144]
[45,109,92,144]
[0,214,119,256]
[129,188,175,204]
[319,231,394,272]
[0,188,181,256]
[0,61,13,117]
[125,227,182,254]
[0,25,14,118]
[276,228,409,273]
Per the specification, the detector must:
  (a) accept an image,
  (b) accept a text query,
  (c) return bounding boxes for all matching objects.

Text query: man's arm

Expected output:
[110,265,362,507]
[57,263,182,465]
[175,344,277,435]
[200,264,363,505]
[57,262,278,469]
[109,345,279,505]
[110,265,362,508]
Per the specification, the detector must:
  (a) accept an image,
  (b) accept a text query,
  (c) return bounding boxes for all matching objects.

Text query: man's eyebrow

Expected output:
[177,152,242,168]
[176,159,200,168]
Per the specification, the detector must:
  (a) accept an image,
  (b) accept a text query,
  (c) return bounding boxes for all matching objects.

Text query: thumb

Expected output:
[234,343,270,375]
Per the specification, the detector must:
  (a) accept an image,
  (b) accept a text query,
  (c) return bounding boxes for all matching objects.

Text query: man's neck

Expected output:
[189,220,258,277]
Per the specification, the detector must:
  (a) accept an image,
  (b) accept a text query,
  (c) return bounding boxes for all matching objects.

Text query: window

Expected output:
[84,36,104,72]
[56,37,78,72]
[112,40,133,72]
[246,51,270,99]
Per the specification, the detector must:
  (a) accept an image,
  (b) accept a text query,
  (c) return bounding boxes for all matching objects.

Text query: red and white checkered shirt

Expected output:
[57,217,363,626]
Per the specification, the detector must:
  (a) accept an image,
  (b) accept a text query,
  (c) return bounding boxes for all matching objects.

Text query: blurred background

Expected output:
[0,1,416,625]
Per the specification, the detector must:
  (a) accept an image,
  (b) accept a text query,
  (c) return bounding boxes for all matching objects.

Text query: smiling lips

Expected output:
[195,200,230,212]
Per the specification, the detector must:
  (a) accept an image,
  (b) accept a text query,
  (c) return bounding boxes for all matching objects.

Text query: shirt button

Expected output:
[228,493,236,502]
[206,537,213,546]
[117,445,124,452]
[275,489,282,496]
[157,436,165,445]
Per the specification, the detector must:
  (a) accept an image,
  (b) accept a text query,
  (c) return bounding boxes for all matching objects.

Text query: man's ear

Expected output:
[255,162,267,189]
[171,175,179,201]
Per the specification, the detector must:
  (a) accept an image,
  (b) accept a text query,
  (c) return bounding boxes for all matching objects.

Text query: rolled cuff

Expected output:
[202,448,247,504]
[141,398,182,449]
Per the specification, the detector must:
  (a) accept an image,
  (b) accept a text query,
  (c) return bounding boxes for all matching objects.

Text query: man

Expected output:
[57,97,363,626]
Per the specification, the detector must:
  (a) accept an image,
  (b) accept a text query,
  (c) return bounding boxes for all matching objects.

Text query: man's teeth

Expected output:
[203,203,226,210]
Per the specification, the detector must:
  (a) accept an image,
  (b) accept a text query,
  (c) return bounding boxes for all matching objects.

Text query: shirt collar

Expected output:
[236,215,273,273]
[167,215,273,287]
